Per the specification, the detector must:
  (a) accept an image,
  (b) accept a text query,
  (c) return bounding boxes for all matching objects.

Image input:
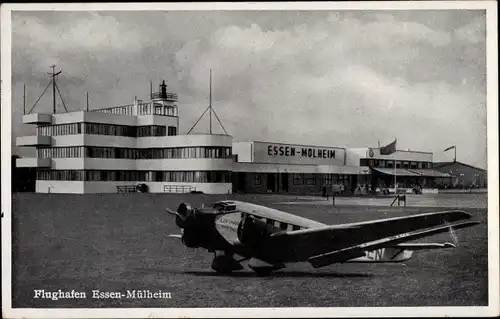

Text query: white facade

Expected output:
[16,81,443,195]
[17,83,233,194]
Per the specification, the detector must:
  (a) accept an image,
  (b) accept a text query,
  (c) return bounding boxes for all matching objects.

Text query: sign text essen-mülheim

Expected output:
[267,145,335,159]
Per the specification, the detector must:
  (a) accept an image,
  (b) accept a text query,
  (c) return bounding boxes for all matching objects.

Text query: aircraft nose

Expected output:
[175,203,196,228]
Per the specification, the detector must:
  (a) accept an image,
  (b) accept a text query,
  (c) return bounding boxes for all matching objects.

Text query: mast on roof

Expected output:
[187,69,228,135]
[28,65,68,114]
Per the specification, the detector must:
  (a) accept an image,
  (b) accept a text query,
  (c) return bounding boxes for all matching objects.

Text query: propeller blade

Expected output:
[165,208,177,216]
[175,203,196,228]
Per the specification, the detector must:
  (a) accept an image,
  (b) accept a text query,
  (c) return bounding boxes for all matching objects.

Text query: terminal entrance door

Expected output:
[351,175,358,194]
[237,172,246,193]
[280,173,289,192]
[267,173,276,192]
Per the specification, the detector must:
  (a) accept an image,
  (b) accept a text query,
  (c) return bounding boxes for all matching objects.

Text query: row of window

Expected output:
[37,146,232,159]
[36,170,232,183]
[360,159,431,169]
[37,123,177,137]
[250,173,351,186]
[92,102,179,117]
[322,174,350,186]
[139,103,178,117]
[293,174,316,186]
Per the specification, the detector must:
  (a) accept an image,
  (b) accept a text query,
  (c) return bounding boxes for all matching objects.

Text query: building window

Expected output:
[323,174,333,186]
[38,146,233,160]
[82,123,167,137]
[293,174,303,185]
[168,126,177,136]
[254,174,262,185]
[305,174,316,185]
[37,146,85,158]
[37,123,82,136]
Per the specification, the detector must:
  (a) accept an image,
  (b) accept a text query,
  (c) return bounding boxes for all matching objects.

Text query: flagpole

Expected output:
[394,138,397,194]
[394,159,397,195]
[454,146,456,162]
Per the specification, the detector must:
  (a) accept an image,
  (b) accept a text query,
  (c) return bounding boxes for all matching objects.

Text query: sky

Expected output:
[9,9,487,169]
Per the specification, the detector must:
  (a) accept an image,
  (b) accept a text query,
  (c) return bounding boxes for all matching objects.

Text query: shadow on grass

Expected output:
[175,270,374,278]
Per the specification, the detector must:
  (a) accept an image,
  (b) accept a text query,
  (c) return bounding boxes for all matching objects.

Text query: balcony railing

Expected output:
[151,92,178,102]
[91,104,135,116]
[163,185,196,193]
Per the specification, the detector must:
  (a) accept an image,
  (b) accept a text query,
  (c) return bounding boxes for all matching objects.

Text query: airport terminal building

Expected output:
[232,142,449,195]
[16,81,453,195]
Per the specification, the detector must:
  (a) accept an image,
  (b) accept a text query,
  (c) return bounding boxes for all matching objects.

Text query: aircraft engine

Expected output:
[237,215,272,248]
[169,203,217,249]
[175,203,196,228]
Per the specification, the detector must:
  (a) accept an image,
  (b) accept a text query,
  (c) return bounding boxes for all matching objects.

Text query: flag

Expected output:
[444,145,456,152]
[380,139,397,155]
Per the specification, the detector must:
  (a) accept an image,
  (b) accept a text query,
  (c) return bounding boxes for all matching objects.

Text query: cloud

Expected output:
[13,12,145,53]
[453,15,486,44]
[174,11,486,167]
[10,11,487,169]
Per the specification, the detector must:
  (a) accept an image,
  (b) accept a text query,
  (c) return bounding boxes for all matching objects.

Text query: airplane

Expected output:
[166,200,479,276]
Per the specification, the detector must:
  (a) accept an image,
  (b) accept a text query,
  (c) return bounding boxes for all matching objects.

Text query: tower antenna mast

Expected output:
[209,69,212,135]
[186,69,228,135]
[23,84,26,115]
[48,65,62,114]
[28,65,65,114]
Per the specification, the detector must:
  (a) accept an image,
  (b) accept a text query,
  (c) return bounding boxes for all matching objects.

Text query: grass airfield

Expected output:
[11,192,488,308]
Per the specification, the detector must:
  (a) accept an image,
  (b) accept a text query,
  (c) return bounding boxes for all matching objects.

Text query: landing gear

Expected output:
[211,252,243,274]
[210,252,284,276]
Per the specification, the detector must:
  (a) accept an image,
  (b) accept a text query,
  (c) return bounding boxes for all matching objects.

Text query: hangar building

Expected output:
[434,161,487,188]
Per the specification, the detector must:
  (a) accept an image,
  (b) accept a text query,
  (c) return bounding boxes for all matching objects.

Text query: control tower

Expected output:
[149,80,178,117]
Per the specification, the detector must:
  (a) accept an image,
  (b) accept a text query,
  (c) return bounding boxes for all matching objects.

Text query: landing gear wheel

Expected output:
[211,252,243,274]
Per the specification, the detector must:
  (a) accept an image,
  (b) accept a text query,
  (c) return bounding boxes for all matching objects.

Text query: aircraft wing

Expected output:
[267,210,479,268]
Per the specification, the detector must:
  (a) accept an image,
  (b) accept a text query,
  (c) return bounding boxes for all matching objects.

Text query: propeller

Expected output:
[166,203,217,248]
[165,203,197,228]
